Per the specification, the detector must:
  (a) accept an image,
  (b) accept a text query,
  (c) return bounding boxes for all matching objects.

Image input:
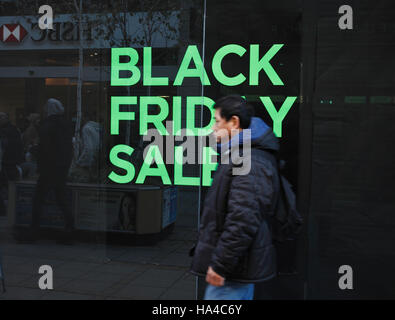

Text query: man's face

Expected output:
[212,109,240,143]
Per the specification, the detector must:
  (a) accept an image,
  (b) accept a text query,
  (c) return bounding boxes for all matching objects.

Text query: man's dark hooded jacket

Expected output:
[37,99,73,174]
[0,123,24,166]
[190,117,280,283]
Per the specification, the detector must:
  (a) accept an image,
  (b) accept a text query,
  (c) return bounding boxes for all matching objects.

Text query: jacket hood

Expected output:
[249,117,279,152]
[46,99,64,117]
[221,117,279,153]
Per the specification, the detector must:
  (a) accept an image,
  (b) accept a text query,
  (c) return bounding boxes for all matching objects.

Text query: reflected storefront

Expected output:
[0,0,395,300]
[0,0,202,300]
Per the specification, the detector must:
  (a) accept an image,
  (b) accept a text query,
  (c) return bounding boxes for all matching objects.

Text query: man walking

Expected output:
[190,95,280,300]
[30,99,74,243]
[0,112,24,216]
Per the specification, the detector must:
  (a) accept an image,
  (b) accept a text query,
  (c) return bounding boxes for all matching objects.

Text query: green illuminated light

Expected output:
[345,96,367,104]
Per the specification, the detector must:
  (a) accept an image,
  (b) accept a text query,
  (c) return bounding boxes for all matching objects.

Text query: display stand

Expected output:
[8,181,177,245]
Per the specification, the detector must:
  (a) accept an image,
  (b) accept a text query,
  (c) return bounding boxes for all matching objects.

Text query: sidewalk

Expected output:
[0,191,198,300]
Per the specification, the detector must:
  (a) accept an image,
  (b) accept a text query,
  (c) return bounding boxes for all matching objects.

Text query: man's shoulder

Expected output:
[249,148,278,173]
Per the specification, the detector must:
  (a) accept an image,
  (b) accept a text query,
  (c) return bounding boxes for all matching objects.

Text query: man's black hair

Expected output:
[214,95,254,129]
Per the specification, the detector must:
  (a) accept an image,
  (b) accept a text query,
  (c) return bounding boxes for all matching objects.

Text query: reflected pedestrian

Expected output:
[0,112,24,216]
[69,117,102,183]
[29,99,74,244]
[22,113,40,153]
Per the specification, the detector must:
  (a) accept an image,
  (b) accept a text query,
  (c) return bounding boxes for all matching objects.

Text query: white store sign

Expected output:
[0,12,179,50]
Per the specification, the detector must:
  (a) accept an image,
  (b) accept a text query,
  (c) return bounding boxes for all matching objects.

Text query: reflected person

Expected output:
[30,99,74,243]
[0,112,24,216]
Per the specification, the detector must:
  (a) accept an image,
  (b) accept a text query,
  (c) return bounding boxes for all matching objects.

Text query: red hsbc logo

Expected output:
[0,24,28,43]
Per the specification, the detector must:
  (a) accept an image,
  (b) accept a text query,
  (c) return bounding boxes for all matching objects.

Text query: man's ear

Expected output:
[231,115,241,129]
